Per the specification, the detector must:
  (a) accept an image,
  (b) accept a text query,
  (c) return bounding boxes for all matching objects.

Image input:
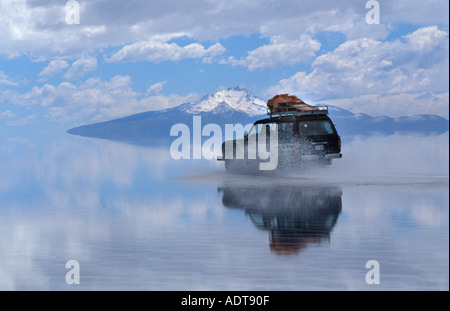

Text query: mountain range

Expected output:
[67,87,449,145]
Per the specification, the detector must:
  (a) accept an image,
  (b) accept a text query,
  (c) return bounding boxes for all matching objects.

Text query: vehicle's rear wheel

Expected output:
[319,158,332,166]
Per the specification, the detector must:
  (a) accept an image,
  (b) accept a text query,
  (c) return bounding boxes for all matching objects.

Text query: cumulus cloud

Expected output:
[64,56,97,80]
[0,1,448,123]
[224,35,321,70]
[146,81,167,96]
[381,0,449,26]
[1,75,200,123]
[405,25,449,52]
[106,40,225,63]
[0,0,80,59]
[81,25,107,37]
[0,71,19,87]
[38,59,69,77]
[267,26,449,102]
[1,0,447,60]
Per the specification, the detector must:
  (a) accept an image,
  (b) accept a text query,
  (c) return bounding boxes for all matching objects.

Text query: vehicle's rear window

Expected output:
[298,120,335,135]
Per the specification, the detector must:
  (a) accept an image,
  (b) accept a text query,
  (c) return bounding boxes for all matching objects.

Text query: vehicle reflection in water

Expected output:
[218,185,343,255]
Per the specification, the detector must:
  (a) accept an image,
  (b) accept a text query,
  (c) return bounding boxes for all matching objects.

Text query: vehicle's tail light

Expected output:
[338,137,341,151]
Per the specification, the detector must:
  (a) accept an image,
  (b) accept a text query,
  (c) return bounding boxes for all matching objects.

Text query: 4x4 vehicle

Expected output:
[219,96,342,173]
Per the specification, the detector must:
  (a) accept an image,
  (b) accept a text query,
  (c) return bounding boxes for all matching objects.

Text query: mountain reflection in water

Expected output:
[218,185,342,255]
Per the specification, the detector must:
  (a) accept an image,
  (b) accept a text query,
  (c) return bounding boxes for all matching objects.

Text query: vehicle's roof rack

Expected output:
[267,105,328,118]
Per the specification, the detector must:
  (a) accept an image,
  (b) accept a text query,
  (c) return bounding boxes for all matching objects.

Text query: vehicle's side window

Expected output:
[279,122,293,139]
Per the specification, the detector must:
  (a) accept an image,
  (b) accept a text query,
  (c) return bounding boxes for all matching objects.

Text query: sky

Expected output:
[0,0,449,139]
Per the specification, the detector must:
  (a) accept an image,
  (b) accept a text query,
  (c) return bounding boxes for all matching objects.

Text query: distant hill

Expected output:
[67,87,449,145]
[327,105,449,137]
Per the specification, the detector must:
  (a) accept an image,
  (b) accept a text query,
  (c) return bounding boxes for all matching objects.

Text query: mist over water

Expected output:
[332,133,449,177]
[187,132,449,185]
[0,132,448,290]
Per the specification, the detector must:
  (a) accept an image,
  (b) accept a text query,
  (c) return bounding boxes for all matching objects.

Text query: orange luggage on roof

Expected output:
[267,94,318,113]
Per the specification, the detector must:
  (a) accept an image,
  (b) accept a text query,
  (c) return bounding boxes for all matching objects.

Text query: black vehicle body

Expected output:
[219,106,342,173]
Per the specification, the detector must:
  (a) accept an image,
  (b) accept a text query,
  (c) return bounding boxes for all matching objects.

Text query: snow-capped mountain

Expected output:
[67,87,449,145]
[67,87,268,144]
[177,87,267,116]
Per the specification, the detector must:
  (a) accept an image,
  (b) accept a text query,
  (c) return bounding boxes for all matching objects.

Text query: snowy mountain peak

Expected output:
[181,87,267,116]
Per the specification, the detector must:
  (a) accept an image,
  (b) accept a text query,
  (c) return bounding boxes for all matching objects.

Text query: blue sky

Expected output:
[0,0,449,139]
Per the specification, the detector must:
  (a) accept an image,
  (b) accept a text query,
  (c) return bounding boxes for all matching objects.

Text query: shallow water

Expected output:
[0,133,448,290]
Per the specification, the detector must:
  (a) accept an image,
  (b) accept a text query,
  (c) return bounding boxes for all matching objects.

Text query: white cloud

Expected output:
[38,59,69,77]
[0,0,80,59]
[224,35,321,70]
[106,40,225,63]
[1,75,200,123]
[0,110,15,119]
[64,56,97,80]
[1,0,447,60]
[0,2,448,122]
[382,0,449,26]
[0,71,18,87]
[339,20,390,41]
[405,26,449,52]
[266,26,449,109]
[146,81,167,96]
[6,113,39,126]
[81,25,107,37]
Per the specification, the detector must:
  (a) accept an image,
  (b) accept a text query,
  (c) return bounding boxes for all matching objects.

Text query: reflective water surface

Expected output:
[0,133,448,290]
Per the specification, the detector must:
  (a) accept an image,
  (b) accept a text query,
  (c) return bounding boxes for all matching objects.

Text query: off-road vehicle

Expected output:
[218,94,342,173]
